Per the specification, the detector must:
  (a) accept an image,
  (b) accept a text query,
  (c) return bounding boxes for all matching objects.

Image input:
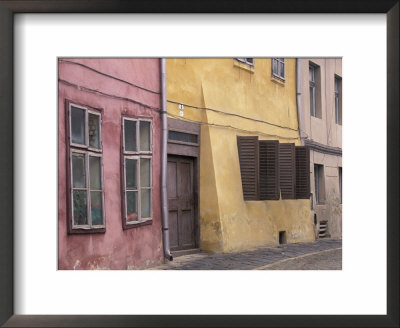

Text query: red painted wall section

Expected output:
[58,58,163,269]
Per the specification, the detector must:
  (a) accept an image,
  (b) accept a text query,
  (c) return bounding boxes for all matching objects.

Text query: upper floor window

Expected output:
[121,117,153,229]
[335,75,342,125]
[68,103,105,232]
[309,62,322,118]
[272,58,285,80]
[236,58,254,66]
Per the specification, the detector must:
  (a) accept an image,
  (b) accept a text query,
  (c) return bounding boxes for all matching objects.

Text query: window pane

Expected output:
[73,190,87,225]
[88,113,100,148]
[310,87,315,116]
[72,153,86,188]
[89,156,102,190]
[71,106,86,145]
[140,158,151,187]
[141,189,151,218]
[280,62,285,78]
[309,67,314,82]
[126,191,138,221]
[125,158,137,190]
[272,59,278,74]
[90,191,103,225]
[168,130,198,143]
[140,121,151,151]
[124,119,137,152]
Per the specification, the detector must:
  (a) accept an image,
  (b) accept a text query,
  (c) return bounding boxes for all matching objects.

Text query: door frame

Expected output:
[167,118,200,250]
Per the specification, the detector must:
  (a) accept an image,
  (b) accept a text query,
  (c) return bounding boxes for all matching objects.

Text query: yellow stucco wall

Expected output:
[166,58,315,253]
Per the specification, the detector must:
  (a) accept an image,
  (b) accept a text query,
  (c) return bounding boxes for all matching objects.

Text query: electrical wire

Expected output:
[59,59,161,95]
[167,113,300,141]
[59,79,161,112]
[167,100,299,132]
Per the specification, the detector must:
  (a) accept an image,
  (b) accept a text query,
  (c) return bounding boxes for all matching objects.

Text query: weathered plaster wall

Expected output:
[58,58,163,269]
[167,58,315,253]
[300,58,342,238]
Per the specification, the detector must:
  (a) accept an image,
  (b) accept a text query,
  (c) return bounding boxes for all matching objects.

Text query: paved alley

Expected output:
[151,238,342,270]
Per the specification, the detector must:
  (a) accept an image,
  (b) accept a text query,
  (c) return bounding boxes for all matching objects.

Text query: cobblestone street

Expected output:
[151,238,342,270]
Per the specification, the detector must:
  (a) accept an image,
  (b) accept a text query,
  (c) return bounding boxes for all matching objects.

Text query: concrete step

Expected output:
[171,248,201,258]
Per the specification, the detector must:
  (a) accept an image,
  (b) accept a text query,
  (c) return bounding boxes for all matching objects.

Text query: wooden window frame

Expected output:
[259,140,280,200]
[335,75,342,125]
[121,116,153,230]
[279,143,296,200]
[168,129,199,147]
[237,136,259,200]
[272,58,285,81]
[237,137,310,201]
[295,146,311,199]
[66,101,105,234]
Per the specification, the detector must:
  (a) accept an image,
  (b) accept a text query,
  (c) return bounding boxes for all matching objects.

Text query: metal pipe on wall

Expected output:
[160,58,173,261]
[296,58,306,146]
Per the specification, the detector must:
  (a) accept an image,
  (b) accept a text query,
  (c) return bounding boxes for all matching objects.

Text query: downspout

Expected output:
[160,58,173,261]
[296,58,305,146]
[297,58,317,238]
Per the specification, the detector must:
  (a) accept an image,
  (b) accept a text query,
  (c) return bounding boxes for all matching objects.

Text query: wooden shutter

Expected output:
[279,143,296,199]
[259,140,280,200]
[237,136,259,200]
[295,146,310,199]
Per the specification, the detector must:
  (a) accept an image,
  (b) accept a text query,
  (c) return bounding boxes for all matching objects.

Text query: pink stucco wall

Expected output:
[58,58,163,269]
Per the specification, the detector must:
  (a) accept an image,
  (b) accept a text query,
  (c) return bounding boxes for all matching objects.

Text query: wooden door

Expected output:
[167,156,195,251]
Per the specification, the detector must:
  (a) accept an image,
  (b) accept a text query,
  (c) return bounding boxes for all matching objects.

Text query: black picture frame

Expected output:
[0,1,398,327]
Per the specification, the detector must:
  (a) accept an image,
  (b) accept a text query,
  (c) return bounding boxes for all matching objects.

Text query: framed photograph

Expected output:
[0,1,398,327]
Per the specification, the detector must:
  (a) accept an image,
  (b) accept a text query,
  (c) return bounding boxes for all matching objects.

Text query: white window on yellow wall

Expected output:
[272,58,285,80]
[235,58,254,66]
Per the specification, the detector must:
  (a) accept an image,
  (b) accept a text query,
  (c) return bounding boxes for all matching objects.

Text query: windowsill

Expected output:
[271,75,285,85]
[69,227,106,234]
[233,60,255,73]
[311,115,322,120]
[123,218,152,230]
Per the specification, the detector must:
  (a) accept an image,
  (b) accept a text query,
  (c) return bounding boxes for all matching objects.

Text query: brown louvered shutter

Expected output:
[237,136,259,200]
[279,143,296,199]
[295,146,310,199]
[259,140,280,200]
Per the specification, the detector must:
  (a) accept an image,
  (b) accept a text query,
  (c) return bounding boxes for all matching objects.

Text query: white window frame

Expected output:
[122,117,153,226]
[122,117,152,155]
[69,103,102,152]
[69,103,104,230]
[272,58,285,80]
[235,58,254,66]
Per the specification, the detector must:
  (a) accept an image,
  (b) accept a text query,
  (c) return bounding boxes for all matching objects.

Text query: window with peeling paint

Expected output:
[68,102,105,231]
[122,117,153,229]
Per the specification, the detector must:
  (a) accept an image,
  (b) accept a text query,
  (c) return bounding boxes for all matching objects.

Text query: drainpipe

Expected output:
[160,58,173,261]
[296,58,305,146]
